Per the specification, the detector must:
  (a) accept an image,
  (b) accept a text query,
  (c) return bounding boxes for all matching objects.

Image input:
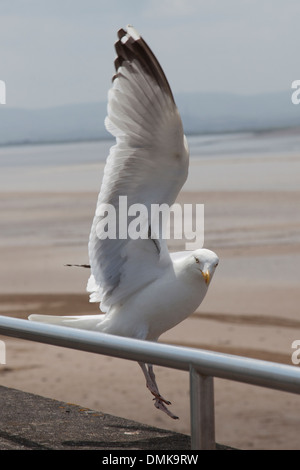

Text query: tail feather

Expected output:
[86,274,105,307]
[28,314,104,330]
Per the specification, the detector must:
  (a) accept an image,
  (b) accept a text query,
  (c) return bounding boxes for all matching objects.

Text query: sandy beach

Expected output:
[1,140,300,449]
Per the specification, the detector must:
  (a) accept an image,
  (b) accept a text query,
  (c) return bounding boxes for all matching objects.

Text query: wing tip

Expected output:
[117,25,141,42]
[113,25,175,103]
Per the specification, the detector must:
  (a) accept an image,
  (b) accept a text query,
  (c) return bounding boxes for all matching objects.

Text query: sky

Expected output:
[1,0,299,109]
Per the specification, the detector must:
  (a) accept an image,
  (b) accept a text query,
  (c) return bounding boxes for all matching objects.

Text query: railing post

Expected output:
[189,366,216,450]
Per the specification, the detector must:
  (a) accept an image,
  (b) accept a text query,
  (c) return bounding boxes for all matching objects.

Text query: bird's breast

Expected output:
[128,274,207,341]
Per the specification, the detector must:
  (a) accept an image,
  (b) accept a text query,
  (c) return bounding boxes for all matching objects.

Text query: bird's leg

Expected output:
[139,362,170,404]
[147,364,171,405]
[138,362,179,419]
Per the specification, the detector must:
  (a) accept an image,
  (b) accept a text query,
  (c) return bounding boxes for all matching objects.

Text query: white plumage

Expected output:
[29,25,219,419]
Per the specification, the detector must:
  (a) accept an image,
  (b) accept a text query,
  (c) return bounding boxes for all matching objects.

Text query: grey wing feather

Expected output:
[88,26,189,311]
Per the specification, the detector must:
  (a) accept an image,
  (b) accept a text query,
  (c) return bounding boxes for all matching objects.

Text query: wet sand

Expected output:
[0,150,300,449]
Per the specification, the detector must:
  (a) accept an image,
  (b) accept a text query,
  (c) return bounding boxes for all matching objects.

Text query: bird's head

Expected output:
[186,248,219,286]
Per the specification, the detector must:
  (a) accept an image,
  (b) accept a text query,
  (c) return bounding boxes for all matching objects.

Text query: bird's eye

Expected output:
[215,262,219,268]
[195,257,199,264]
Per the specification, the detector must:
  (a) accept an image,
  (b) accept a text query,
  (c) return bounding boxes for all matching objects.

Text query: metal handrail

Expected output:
[0,314,300,449]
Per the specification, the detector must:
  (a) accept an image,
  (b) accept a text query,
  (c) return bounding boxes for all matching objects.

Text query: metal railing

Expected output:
[0,314,300,450]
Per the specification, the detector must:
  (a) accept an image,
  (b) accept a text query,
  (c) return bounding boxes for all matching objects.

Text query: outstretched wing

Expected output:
[88,25,189,311]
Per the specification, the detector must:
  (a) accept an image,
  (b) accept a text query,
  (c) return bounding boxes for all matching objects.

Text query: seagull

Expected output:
[29,25,219,419]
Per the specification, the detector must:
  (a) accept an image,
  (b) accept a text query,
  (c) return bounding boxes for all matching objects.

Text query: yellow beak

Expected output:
[201,270,210,285]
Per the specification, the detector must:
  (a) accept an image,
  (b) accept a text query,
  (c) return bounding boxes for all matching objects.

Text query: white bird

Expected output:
[29,25,219,419]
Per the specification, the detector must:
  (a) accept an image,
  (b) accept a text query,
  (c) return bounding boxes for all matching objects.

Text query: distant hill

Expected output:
[0,102,109,146]
[176,91,300,134]
[0,91,299,146]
